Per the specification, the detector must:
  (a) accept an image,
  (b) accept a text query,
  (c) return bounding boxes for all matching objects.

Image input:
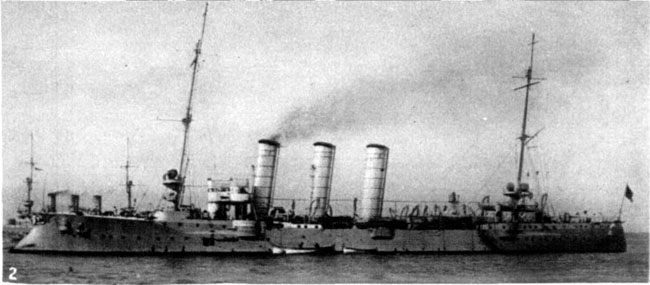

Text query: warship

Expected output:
[11,5,627,255]
[3,133,42,247]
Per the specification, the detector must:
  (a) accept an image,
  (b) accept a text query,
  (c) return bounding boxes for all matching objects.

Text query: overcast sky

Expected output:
[3,2,648,232]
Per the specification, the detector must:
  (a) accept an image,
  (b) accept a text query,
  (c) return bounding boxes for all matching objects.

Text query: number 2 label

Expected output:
[8,267,17,281]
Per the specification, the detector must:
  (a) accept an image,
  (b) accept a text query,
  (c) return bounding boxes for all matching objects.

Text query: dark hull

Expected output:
[12,213,626,255]
[478,222,626,252]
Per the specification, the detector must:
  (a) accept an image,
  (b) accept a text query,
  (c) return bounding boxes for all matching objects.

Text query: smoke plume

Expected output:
[266,47,503,144]
[268,77,434,143]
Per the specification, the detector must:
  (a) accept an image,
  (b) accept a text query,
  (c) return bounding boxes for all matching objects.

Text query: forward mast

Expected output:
[163,4,209,211]
[23,133,39,217]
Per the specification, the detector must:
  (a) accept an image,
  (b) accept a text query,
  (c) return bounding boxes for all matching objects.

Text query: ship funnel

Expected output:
[359,144,389,221]
[253,139,280,217]
[310,142,336,219]
[206,178,218,219]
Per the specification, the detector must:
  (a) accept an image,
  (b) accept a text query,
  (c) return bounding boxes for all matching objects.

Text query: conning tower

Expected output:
[253,139,281,217]
[309,142,336,219]
[359,144,390,221]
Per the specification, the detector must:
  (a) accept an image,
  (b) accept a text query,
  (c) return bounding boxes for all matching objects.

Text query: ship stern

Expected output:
[607,221,627,252]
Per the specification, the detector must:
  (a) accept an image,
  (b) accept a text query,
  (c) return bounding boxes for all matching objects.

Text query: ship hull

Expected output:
[12,213,627,254]
[478,221,627,252]
[267,227,491,253]
[12,214,272,254]
[13,215,491,254]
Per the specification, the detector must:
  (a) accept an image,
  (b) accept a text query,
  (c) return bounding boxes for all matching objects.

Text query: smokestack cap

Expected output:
[259,139,280,147]
[314,141,335,149]
[366,143,389,150]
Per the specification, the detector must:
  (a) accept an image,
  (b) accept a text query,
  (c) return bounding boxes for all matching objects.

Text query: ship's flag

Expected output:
[625,185,633,202]
[34,167,43,171]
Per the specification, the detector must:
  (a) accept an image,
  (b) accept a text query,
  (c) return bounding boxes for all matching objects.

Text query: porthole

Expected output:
[156,237,161,241]
[178,223,183,227]
[196,224,200,228]
[202,237,215,246]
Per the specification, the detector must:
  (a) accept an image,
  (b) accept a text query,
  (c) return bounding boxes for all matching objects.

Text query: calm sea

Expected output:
[3,232,648,283]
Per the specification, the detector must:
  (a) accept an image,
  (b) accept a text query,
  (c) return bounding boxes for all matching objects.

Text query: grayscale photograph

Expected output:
[2,2,648,283]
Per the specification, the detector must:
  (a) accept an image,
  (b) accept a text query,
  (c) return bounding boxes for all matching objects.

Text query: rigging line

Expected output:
[535,145,552,196]
[478,140,519,193]
[535,145,549,193]
[134,190,148,211]
[526,147,542,198]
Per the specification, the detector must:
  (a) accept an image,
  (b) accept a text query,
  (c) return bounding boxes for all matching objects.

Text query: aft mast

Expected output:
[121,138,134,210]
[507,33,544,203]
[163,4,209,211]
